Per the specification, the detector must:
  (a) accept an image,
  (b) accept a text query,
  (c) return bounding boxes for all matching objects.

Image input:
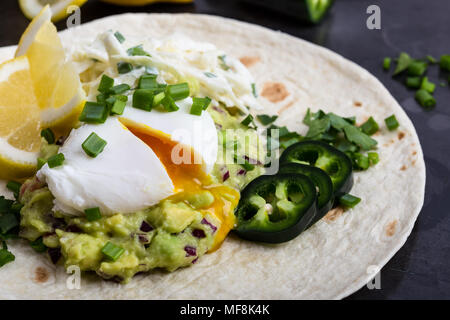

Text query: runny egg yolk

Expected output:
[125,124,239,251]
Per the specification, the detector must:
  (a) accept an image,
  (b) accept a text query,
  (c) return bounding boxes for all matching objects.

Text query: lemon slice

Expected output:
[16,5,85,137]
[18,0,87,22]
[0,56,41,180]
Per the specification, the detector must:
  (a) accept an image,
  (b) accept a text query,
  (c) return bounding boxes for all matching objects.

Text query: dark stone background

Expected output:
[0,0,449,299]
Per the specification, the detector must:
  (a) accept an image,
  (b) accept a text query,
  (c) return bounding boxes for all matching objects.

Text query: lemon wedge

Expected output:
[0,56,41,180]
[16,5,85,138]
[19,0,87,22]
[0,6,85,180]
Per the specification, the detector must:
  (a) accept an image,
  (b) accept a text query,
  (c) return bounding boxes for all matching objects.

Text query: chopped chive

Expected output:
[166,83,190,101]
[110,99,127,115]
[407,61,427,76]
[0,249,15,267]
[384,114,399,131]
[257,114,278,125]
[101,242,124,261]
[84,207,102,222]
[190,97,211,116]
[360,117,379,135]
[6,181,21,199]
[79,102,109,124]
[114,31,125,43]
[241,114,254,127]
[161,95,179,112]
[127,45,150,57]
[354,153,370,170]
[153,92,165,107]
[338,193,361,208]
[439,55,450,72]
[218,55,230,70]
[30,237,47,253]
[426,55,437,64]
[117,62,133,74]
[82,132,107,158]
[251,83,258,98]
[105,96,117,108]
[108,83,130,95]
[47,153,65,168]
[96,93,107,104]
[138,74,158,89]
[204,72,216,78]
[98,75,114,93]
[133,89,154,111]
[40,128,55,144]
[383,57,391,70]
[420,77,435,93]
[415,89,436,109]
[393,52,412,75]
[405,76,422,89]
[368,152,379,165]
[37,158,47,170]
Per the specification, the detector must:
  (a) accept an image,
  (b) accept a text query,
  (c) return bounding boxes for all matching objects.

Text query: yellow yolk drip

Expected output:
[127,126,239,251]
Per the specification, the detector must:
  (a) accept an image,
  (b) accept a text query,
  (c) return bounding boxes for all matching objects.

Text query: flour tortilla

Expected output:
[0,14,425,299]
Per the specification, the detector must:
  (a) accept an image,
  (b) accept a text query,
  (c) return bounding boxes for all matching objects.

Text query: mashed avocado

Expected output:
[18,105,265,283]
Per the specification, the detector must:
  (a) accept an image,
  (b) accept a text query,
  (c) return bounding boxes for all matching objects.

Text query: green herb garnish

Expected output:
[114,31,125,44]
[82,133,107,158]
[257,114,278,126]
[47,153,65,168]
[415,89,436,109]
[393,52,412,75]
[85,207,102,222]
[338,193,361,208]
[384,115,399,131]
[383,57,391,70]
[127,45,150,57]
[79,102,109,124]
[101,242,124,261]
[360,117,379,136]
[117,62,133,74]
[30,237,47,253]
[98,75,114,93]
[40,128,55,144]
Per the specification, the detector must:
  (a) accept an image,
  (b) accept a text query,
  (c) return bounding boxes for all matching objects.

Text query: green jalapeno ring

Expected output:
[279,140,353,195]
[278,163,333,227]
[234,173,317,243]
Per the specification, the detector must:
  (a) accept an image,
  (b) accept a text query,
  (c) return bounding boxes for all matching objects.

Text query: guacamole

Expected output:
[18,105,266,283]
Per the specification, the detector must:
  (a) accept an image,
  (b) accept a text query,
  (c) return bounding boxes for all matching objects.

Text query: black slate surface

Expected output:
[0,0,449,299]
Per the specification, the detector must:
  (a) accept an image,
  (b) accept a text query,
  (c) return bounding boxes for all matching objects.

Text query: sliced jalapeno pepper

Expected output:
[280,140,353,195]
[234,173,317,243]
[278,163,333,226]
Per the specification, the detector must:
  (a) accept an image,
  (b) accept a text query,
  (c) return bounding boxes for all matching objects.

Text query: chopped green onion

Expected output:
[360,117,379,135]
[383,57,391,70]
[47,153,65,168]
[133,89,154,111]
[426,55,437,64]
[30,237,47,253]
[166,83,190,101]
[127,45,150,57]
[96,93,107,104]
[407,61,427,76]
[190,97,211,116]
[368,152,379,165]
[117,62,133,74]
[343,125,377,150]
[384,114,399,131]
[101,242,124,261]
[354,153,370,170]
[98,75,114,93]
[251,83,258,97]
[108,83,130,95]
[161,95,179,112]
[84,207,102,222]
[439,54,450,72]
[82,132,107,158]
[393,52,412,75]
[6,181,21,199]
[114,31,125,43]
[79,102,109,124]
[338,193,361,208]
[110,98,127,115]
[40,128,55,144]
[256,114,278,126]
[405,76,422,89]
[415,89,436,109]
[241,114,254,127]
[37,158,47,170]
[0,248,15,267]
[204,72,216,78]
[0,213,18,234]
[218,55,230,70]
[420,77,435,93]
[153,92,165,107]
[138,74,158,89]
